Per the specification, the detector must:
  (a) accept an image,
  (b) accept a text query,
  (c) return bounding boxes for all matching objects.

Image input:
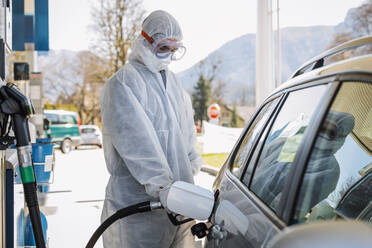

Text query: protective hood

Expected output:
[128,10,183,73]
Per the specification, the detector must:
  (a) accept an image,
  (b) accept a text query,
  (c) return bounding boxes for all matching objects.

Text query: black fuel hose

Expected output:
[86,201,154,248]
[14,114,46,248]
[23,182,45,248]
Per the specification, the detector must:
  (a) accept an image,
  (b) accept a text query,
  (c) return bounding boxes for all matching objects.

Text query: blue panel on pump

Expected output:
[24,15,34,43]
[12,0,25,51]
[35,0,49,51]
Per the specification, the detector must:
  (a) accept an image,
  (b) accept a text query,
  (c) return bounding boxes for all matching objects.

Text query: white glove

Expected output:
[159,186,171,209]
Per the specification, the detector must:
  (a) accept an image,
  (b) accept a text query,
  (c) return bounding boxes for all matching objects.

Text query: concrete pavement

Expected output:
[15,147,216,247]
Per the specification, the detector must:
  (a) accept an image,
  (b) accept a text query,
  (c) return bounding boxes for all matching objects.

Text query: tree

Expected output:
[328,0,372,59]
[192,76,212,127]
[212,79,227,105]
[40,52,83,101]
[51,51,108,125]
[238,86,253,106]
[71,52,108,125]
[197,57,222,83]
[349,0,372,36]
[230,105,238,127]
[42,0,145,125]
[90,0,145,75]
[192,58,222,126]
[327,33,355,62]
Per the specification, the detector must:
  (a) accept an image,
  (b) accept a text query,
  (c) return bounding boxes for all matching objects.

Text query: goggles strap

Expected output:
[141,30,154,44]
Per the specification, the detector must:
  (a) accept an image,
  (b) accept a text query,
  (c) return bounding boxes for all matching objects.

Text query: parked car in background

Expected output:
[205,36,372,247]
[43,110,81,154]
[79,125,103,148]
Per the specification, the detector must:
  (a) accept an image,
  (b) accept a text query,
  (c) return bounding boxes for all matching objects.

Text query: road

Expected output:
[15,147,216,247]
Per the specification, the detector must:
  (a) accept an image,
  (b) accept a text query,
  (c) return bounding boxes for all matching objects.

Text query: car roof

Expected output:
[269,55,372,98]
[290,35,372,78]
[265,35,372,101]
[44,109,78,115]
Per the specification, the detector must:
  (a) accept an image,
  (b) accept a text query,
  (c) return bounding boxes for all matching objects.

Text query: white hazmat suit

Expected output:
[100,10,202,248]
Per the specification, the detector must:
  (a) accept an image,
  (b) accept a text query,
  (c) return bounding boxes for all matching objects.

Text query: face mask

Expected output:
[157,56,172,71]
[134,38,172,73]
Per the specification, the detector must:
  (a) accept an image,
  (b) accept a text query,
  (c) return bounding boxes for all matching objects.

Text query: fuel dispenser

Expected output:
[0,82,46,248]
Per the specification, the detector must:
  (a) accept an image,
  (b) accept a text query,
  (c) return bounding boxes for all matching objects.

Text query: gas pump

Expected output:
[0,82,46,248]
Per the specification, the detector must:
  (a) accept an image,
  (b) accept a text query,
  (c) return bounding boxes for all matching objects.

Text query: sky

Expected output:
[49,0,366,73]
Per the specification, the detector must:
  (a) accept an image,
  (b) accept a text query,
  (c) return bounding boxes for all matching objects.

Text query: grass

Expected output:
[202,153,229,168]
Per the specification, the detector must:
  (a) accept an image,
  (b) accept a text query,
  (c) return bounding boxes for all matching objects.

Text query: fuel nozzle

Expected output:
[191,222,209,239]
[0,83,35,117]
[165,181,215,221]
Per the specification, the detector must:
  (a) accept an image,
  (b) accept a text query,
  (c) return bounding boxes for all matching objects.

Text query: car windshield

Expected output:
[44,113,59,124]
[82,128,96,134]
[59,115,77,124]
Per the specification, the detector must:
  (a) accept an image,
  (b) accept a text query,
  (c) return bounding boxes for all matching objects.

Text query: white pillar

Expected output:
[276,0,281,88]
[256,0,275,106]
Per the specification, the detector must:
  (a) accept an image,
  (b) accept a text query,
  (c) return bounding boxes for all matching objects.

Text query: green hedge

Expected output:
[44,104,78,112]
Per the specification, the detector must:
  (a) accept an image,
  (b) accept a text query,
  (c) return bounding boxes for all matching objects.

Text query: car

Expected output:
[267,221,372,248]
[79,125,103,148]
[204,36,372,247]
[43,109,82,154]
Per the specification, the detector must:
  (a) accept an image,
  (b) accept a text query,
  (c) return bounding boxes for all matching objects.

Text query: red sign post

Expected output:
[208,104,220,124]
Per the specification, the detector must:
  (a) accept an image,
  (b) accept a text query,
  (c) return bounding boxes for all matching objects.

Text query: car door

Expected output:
[208,80,334,247]
[44,113,60,139]
[207,96,283,248]
[290,80,372,225]
[58,114,79,138]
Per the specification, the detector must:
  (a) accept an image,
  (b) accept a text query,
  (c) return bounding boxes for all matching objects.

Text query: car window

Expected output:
[82,128,96,133]
[248,85,328,213]
[231,98,280,171]
[44,113,59,125]
[59,115,77,125]
[294,82,372,223]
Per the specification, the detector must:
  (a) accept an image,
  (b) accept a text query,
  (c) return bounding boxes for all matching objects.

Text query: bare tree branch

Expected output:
[89,0,145,75]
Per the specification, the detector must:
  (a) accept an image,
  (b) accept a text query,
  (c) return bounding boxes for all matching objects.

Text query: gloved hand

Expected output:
[159,185,171,209]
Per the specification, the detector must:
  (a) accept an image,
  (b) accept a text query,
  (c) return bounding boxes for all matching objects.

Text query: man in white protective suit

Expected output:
[100,10,203,248]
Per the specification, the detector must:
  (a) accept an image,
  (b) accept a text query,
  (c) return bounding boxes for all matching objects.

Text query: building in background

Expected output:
[219,105,254,128]
[11,0,49,136]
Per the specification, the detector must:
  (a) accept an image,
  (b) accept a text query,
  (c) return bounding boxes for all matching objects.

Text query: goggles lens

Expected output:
[154,40,186,60]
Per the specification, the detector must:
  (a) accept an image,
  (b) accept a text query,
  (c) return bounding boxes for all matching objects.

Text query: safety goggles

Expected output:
[142,30,186,60]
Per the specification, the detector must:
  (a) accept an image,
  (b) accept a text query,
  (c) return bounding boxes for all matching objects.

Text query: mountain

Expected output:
[178,2,370,105]
[334,6,362,36]
[39,4,362,104]
[178,25,335,105]
[38,26,337,104]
